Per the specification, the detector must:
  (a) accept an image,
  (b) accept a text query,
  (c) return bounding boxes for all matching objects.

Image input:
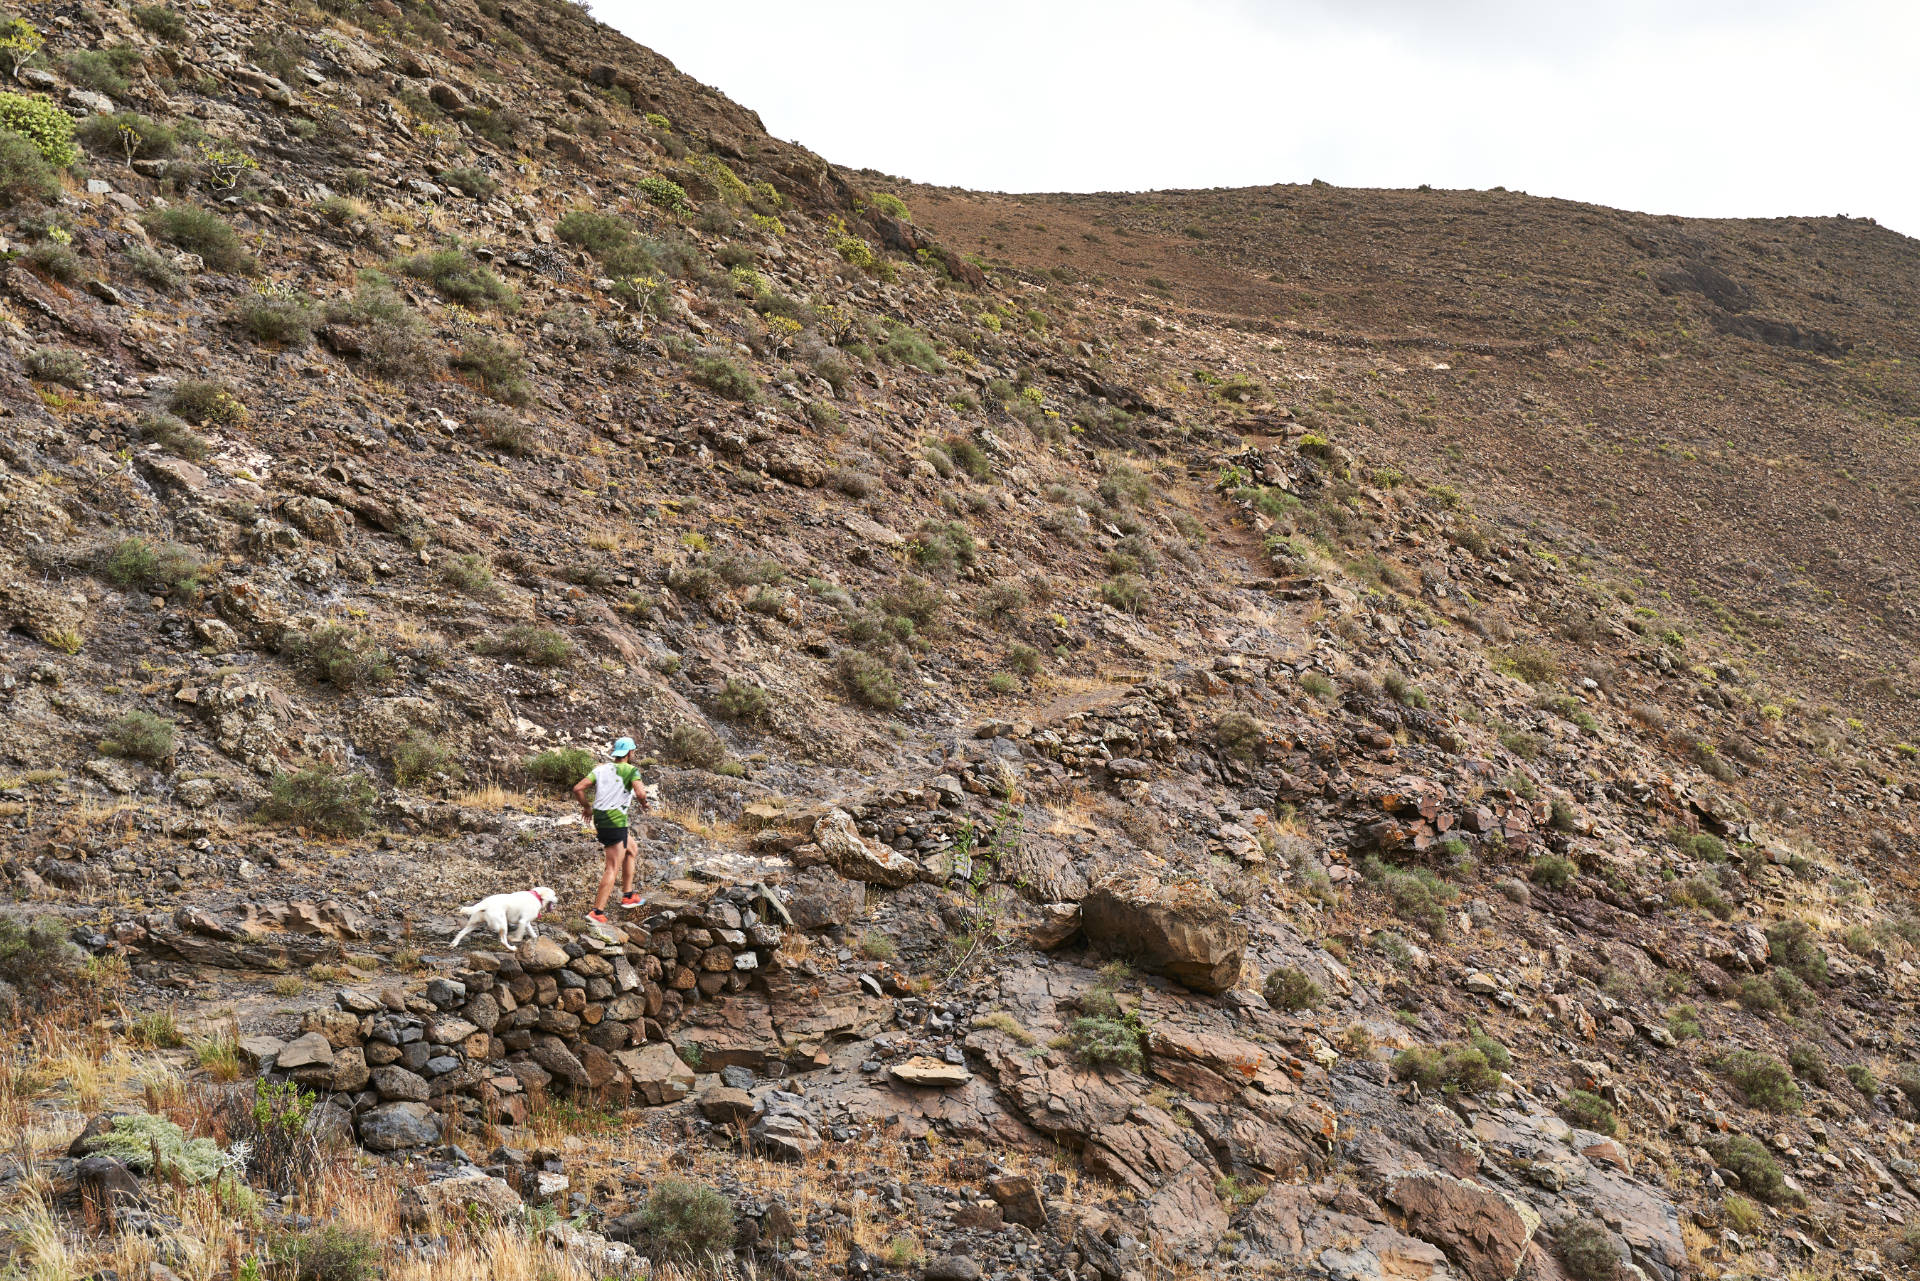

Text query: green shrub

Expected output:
[101,537,203,595]
[0,915,81,1008]
[1559,1089,1617,1136]
[1363,858,1456,936]
[638,175,690,212]
[1263,966,1323,1012]
[0,129,57,206]
[639,1177,733,1263]
[23,240,80,282]
[944,435,991,481]
[1556,1218,1622,1281]
[100,711,176,763]
[555,208,634,254]
[279,1223,378,1281]
[838,650,900,711]
[1705,1133,1798,1204]
[438,553,496,599]
[167,378,246,425]
[24,345,87,386]
[1068,1015,1143,1072]
[1098,463,1150,508]
[136,411,207,460]
[527,747,594,788]
[437,165,497,198]
[63,48,130,94]
[1390,1042,1503,1096]
[86,1114,236,1184]
[394,247,515,309]
[1667,1004,1702,1041]
[1765,920,1828,987]
[142,205,253,274]
[665,723,728,772]
[1504,644,1560,685]
[1735,975,1780,1015]
[883,324,944,372]
[880,576,942,626]
[1673,829,1727,862]
[391,730,459,787]
[76,111,177,160]
[1787,1043,1828,1087]
[1100,573,1149,614]
[1214,712,1263,764]
[0,92,77,166]
[260,765,376,837]
[1669,873,1733,920]
[133,5,190,42]
[1008,642,1043,677]
[475,409,537,455]
[692,354,760,401]
[450,334,531,404]
[1300,672,1336,701]
[1844,1063,1879,1098]
[987,672,1021,696]
[716,678,770,724]
[1713,1050,1802,1113]
[476,625,572,668]
[285,624,392,690]
[913,520,975,577]
[127,245,184,292]
[1721,1193,1763,1233]
[1530,854,1575,890]
[233,291,317,346]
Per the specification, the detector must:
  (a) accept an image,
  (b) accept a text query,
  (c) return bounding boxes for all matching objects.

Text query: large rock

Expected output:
[371,1066,431,1101]
[1080,877,1246,994]
[275,1031,335,1070]
[615,1043,694,1106]
[357,1101,442,1151]
[518,938,570,971]
[807,809,919,887]
[891,1056,972,1088]
[401,1170,524,1226]
[781,865,865,929]
[1384,1171,1541,1281]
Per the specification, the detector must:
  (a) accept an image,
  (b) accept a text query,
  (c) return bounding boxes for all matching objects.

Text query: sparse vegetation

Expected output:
[259,764,376,836]
[142,205,254,274]
[638,1177,734,1263]
[100,711,176,763]
[527,747,594,788]
[1263,966,1323,1011]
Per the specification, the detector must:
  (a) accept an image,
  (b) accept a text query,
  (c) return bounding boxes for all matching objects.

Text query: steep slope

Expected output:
[1,3,1919,1281]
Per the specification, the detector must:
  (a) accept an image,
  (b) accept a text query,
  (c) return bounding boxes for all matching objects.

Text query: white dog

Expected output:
[450,887,555,948]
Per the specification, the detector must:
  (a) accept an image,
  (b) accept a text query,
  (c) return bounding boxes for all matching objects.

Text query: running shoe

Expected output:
[620,892,647,909]
[585,909,610,926]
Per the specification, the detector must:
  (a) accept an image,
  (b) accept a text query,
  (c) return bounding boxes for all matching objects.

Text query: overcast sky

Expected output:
[596,1,1920,237]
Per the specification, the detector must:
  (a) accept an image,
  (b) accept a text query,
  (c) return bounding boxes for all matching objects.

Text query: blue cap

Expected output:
[611,737,636,757]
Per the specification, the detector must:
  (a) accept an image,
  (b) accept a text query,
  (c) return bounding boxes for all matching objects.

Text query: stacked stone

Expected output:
[263,885,785,1152]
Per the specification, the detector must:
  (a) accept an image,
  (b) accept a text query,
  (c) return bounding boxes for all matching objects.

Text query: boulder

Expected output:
[401,1170,523,1226]
[275,1031,335,1070]
[519,938,570,971]
[329,1045,370,1093]
[782,865,865,929]
[615,1043,693,1106]
[809,809,919,887]
[1080,877,1246,994]
[984,1172,1046,1229]
[371,1066,431,1102]
[1384,1171,1541,1281]
[891,1056,972,1088]
[76,1154,143,1221]
[696,1085,755,1123]
[357,1101,442,1151]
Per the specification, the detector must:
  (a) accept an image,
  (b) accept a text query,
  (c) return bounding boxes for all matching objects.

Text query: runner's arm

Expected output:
[571,775,594,820]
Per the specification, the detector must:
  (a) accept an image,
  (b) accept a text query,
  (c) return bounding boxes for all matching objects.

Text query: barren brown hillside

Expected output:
[4,3,1920,1281]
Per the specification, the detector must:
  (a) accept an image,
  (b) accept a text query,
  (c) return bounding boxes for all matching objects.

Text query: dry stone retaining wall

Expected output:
[248,883,787,1152]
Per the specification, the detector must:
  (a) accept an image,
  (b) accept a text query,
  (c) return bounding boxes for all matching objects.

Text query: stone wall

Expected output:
[246,882,787,1152]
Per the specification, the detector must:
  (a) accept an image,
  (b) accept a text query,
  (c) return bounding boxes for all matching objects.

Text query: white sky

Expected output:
[595,1,1920,238]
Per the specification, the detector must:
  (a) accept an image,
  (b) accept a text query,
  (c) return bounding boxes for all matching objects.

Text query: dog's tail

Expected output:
[456,902,482,916]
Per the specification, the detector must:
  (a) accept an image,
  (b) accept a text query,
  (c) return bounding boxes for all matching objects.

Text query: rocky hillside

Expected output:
[3,2,1920,1281]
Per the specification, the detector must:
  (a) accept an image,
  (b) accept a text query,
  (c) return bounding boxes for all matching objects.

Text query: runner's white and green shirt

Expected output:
[588,762,643,828]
